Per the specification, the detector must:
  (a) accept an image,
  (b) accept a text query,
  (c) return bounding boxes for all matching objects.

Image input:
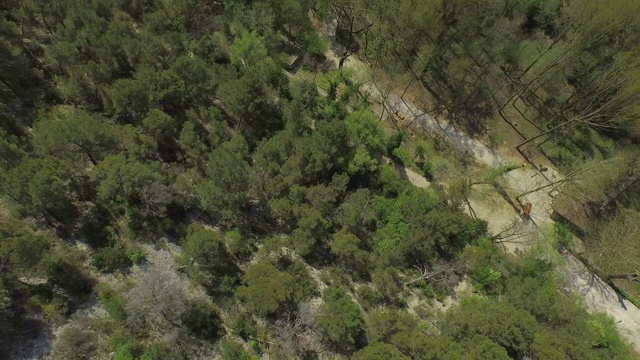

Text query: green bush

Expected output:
[126,247,146,264]
[92,245,132,273]
[386,131,405,155]
[110,335,141,359]
[95,283,127,323]
[181,300,223,341]
[231,311,258,340]
[357,284,384,311]
[219,339,255,360]
[319,286,365,349]
[587,314,626,353]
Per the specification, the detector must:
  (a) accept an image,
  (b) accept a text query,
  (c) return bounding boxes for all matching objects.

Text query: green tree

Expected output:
[230,31,268,70]
[1,157,76,224]
[235,262,294,317]
[142,108,177,140]
[33,107,120,166]
[181,300,223,341]
[181,224,237,289]
[330,230,371,276]
[318,285,365,350]
[442,297,539,357]
[289,206,330,257]
[352,342,409,360]
[93,154,172,226]
[196,134,251,223]
[464,335,511,360]
[0,219,52,277]
[365,309,417,344]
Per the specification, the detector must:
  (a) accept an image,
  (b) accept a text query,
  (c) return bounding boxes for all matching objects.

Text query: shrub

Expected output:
[231,311,258,340]
[92,245,131,272]
[181,300,223,341]
[126,247,146,264]
[386,131,405,155]
[318,286,365,349]
[95,283,127,323]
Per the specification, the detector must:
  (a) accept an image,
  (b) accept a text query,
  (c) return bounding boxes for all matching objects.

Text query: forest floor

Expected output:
[319,48,640,351]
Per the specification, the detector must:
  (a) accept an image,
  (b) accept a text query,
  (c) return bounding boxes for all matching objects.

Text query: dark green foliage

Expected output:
[181,300,223,341]
[331,230,371,277]
[371,267,404,307]
[230,311,258,340]
[1,157,77,224]
[92,244,132,273]
[356,285,384,311]
[283,260,318,302]
[235,262,294,317]
[352,342,409,360]
[197,135,251,223]
[45,257,94,298]
[32,108,121,164]
[386,132,404,155]
[442,297,539,357]
[0,220,52,275]
[1,1,638,358]
[318,285,365,351]
[180,224,238,291]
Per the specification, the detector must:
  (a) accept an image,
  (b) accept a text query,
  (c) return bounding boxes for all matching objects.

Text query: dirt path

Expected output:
[327,51,640,352]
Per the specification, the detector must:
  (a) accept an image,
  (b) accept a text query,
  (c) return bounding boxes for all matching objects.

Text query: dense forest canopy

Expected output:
[1,0,639,359]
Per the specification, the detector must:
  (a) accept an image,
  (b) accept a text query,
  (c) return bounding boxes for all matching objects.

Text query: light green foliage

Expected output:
[231,31,269,69]
[587,314,626,352]
[345,108,385,150]
[218,339,255,360]
[318,286,365,349]
[235,262,294,316]
[349,147,380,175]
[113,344,135,360]
[126,247,146,264]
[95,283,127,323]
[379,164,406,197]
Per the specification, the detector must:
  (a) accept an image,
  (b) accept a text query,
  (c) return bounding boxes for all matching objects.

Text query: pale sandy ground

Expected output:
[329,51,640,352]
